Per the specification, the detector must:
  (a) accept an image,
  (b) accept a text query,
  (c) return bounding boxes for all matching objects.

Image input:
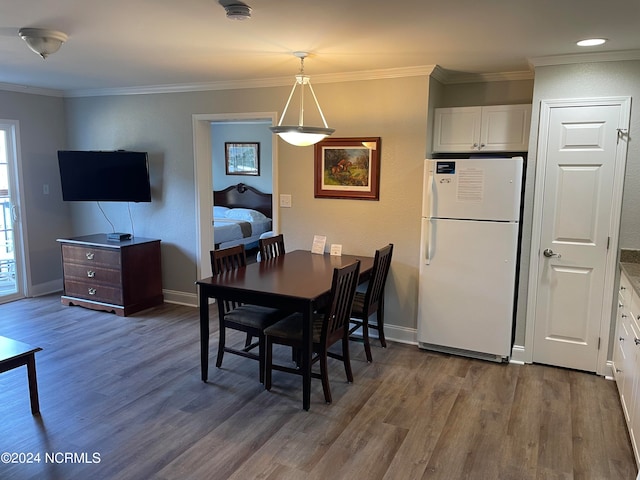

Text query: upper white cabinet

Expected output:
[433,104,532,153]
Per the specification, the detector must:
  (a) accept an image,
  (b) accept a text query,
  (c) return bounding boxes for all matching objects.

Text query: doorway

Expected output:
[192,112,278,281]
[525,97,631,375]
[0,120,26,303]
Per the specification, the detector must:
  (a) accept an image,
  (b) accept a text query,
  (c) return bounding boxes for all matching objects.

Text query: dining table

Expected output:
[196,249,374,410]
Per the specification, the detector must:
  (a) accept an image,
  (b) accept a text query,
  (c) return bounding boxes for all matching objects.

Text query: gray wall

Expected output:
[211,122,273,193]
[0,90,70,292]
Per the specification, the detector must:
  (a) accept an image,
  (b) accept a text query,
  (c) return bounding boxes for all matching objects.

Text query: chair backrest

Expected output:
[322,260,361,347]
[259,234,285,261]
[210,244,247,275]
[210,245,247,313]
[362,244,394,316]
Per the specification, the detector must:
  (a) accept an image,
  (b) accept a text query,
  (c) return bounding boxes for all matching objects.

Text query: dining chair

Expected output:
[210,244,287,383]
[258,234,285,261]
[348,243,393,362]
[264,260,361,404]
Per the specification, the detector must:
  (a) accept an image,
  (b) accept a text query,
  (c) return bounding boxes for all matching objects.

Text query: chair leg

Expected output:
[376,305,387,348]
[265,336,273,391]
[319,351,332,404]
[258,334,265,384]
[342,334,354,383]
[216,325,226,368]
[361,318,373,363]
[245,333,253,349]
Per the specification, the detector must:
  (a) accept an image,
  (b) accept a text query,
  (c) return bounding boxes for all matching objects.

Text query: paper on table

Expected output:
[311,235,326,254]
[330,244,342,256]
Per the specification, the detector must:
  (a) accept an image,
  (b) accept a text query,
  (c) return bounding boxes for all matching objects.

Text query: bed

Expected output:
[213,183,273,250]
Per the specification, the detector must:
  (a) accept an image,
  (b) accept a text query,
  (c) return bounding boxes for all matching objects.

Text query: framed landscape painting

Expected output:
[225,142,260,176]
[314,137,381,200]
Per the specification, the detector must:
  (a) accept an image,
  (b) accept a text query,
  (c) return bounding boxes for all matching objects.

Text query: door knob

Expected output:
[543,248,561,258]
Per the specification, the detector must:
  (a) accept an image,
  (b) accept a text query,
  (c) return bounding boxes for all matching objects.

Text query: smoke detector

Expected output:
[219,1,252,20]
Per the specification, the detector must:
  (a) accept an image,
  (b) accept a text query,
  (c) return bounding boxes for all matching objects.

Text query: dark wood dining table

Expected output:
[196,249,374,410]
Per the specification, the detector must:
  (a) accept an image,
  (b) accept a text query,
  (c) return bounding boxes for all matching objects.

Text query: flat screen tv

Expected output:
[58,150,152,202]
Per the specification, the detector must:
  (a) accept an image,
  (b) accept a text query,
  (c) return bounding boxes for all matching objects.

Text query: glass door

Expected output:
[0,122,24,302]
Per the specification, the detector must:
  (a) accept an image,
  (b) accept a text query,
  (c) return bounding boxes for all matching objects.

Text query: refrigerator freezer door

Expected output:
[417,217,519,358]
[423,157,523,221]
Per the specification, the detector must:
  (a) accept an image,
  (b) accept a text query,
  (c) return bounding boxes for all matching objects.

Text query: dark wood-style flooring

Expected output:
[0,294,636,479]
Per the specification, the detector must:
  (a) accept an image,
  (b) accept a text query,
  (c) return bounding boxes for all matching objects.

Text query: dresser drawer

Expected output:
[62,244,121,268]
[63,264,121,286]
[64,280,123,305]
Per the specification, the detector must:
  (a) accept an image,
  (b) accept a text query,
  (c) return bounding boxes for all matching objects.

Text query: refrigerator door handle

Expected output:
[425,168,434,218]
[425,218,432,265]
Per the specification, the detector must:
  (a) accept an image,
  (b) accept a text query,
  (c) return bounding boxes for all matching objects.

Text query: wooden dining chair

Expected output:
[258,234,285,261]
[210,244,287,383]
[348,244,393,362]
[264,260,361,404]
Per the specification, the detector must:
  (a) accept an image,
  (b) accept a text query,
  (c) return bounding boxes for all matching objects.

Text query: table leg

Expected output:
[199,286,210,382]
[25,354,40,415]
[302,303,313,411]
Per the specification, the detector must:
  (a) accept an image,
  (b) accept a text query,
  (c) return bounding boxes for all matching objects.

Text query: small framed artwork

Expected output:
[314,137,381,200]
[225,142,260,176]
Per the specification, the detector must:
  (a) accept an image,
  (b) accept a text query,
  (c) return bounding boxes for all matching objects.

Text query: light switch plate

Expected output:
[279,194,292,208]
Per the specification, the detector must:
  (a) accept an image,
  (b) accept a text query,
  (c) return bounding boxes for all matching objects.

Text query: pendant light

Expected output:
[270,52,334,147]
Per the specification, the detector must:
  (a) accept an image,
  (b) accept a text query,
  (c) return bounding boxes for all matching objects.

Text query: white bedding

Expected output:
[212,207,272,248]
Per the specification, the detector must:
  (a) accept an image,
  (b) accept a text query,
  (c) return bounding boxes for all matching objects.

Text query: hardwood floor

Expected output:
[0,295,636,479]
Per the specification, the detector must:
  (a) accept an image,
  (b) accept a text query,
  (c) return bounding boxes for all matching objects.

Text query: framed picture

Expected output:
[314,137,381,200]
[225,142,260,176]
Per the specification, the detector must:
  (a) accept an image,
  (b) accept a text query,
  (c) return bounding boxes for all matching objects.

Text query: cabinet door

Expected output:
[479,104,531,151]
[432,107,481,152]
[629,291,640,463]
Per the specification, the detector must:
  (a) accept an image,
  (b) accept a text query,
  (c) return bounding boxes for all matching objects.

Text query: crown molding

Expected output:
[0,82,64,97]
[529,49,640,68]
[64,65,439,98]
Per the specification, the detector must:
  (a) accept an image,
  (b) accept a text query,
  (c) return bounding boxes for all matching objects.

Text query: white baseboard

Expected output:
[509,344,527,364]
[28,279,63,297]
[163,289,198,307]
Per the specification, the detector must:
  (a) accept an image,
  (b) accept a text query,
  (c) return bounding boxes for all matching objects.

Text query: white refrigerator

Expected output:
[417,157,523,361]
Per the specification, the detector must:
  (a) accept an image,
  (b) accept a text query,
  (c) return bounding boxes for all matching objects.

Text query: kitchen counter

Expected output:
[620,249,640,296]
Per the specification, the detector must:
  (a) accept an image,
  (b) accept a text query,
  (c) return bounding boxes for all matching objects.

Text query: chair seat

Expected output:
[263,313,324,343]
[225,305,286,329]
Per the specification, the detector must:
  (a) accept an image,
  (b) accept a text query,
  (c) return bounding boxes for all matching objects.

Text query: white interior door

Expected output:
[529,98,630,373]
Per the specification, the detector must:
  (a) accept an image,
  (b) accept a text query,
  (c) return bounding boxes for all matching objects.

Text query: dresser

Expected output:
[57,234,163,316]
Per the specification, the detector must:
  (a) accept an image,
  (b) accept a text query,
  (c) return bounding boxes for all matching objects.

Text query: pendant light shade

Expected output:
[270,52,334,147]
[18,28,68,59]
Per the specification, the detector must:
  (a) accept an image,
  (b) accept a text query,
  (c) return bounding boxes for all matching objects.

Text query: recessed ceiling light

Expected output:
[577,38,607,47]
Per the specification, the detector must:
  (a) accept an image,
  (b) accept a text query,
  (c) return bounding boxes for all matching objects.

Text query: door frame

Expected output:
[192,112,278,281]
[524,97,631,375]
[0,119,28,303]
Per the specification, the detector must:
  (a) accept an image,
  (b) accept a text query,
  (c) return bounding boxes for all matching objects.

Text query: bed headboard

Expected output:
[213,183,273,218]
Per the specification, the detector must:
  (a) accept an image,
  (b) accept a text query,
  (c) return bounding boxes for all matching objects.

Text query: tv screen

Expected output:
[58,150,152,202]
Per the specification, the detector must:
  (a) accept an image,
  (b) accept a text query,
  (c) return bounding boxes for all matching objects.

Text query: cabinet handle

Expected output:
[619,302,624,308]
[480,143,485,148]
[617,368,623,373]
[87,270,95,278]
[622,314,628,318]
[86,252,95,260]
[621,286,627,291]
[472,143,478,149]
[88,287,97,296]
[620,336,625,342]
[635,338,640,346]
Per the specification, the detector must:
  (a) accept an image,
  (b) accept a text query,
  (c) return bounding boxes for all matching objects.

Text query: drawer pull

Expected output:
[635,338,640,346]
[88,287,97,296]
[86,252,95,260]
[87,270,95,278]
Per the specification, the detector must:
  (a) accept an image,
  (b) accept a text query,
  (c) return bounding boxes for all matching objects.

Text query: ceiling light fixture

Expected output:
[219,1,252,20]
[577,38,607,47]
[18,28,68,59]
[270,52,335,147]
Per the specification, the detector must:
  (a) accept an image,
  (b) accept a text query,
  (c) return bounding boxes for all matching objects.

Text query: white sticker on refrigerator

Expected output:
[457,168,484,202]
